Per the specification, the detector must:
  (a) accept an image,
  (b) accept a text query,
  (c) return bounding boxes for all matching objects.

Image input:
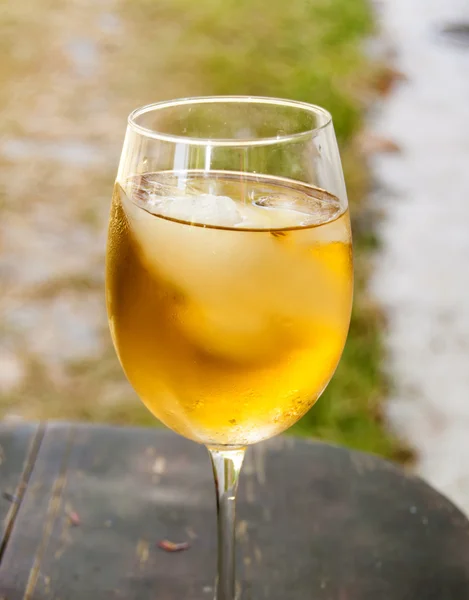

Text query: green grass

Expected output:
[118,0,373,144]
[0,0,408,461]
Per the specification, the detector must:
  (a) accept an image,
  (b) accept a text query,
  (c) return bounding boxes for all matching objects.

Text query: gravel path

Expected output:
[371,0,469,512]
[0,0,140,422]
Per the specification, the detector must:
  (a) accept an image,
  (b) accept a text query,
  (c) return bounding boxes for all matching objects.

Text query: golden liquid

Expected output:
[106,171,353,446]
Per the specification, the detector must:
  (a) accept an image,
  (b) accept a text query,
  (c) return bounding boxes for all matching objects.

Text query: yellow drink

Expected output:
[106,171,353,446]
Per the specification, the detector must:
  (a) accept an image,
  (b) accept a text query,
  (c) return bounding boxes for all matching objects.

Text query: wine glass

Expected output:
[106,96,353,600]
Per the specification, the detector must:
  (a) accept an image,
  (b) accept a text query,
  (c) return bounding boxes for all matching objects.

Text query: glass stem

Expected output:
[208,446,246,600]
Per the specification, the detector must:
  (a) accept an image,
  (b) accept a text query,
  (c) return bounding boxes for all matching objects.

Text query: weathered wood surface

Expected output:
[1,423,469,600]
[0,423,42,551]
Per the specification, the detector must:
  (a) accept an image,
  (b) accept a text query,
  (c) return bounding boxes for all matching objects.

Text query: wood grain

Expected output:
[1,424,469,600]
[0,422,42,555]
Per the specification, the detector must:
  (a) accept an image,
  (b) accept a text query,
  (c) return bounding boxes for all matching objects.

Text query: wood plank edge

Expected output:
[0,423,46,563]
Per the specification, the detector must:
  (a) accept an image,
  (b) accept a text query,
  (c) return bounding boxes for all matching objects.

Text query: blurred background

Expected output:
[1,0,468,508]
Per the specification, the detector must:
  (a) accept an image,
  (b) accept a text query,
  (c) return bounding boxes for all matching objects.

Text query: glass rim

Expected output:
[127,95,333,147]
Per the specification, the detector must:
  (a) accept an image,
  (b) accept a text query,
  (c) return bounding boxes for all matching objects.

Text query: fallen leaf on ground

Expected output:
[373,67,408,96]
[158,540,191,552]
[66,509,81,526]
[356,132,401,156]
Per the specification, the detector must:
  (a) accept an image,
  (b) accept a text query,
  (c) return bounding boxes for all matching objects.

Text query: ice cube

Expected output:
[252,192,341,228]
[120,182,350,336]
[177,302,282,363]
[150,193,242,228]
[120,186,269,305]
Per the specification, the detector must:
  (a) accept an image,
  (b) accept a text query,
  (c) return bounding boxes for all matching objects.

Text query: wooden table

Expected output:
[1,422,469,599]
